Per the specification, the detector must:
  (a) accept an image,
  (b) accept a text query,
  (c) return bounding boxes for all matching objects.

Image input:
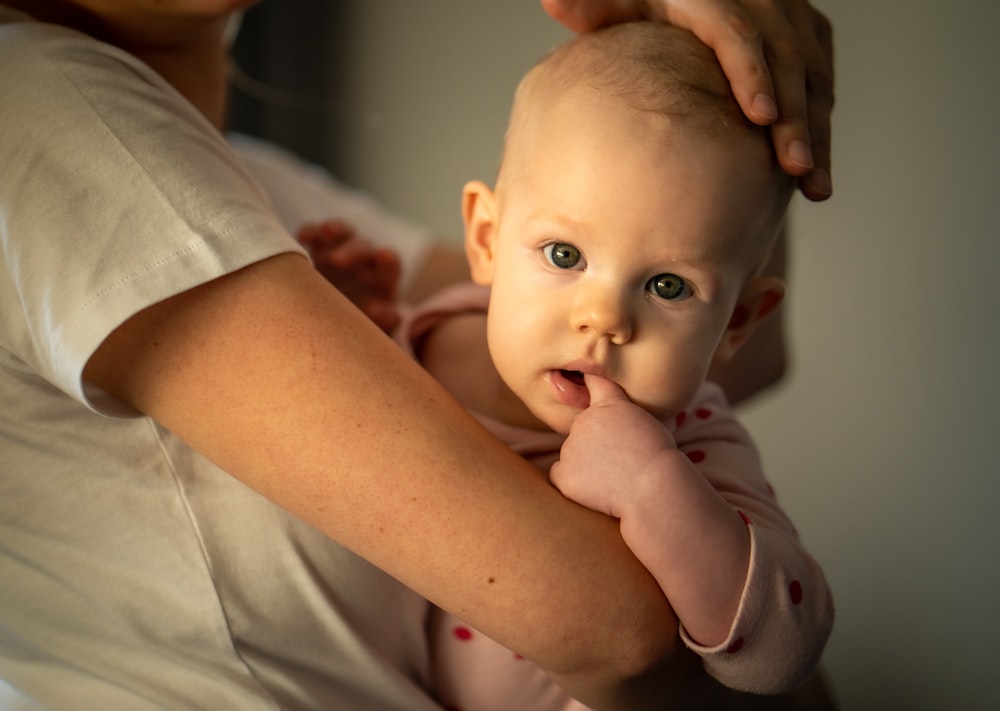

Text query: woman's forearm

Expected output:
[83,253,680,700]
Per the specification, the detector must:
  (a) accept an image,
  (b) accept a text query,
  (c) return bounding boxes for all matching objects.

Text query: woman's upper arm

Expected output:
[83,252,678,706]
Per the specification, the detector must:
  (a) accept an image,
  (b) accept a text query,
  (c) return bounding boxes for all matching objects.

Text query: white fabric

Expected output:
[0,9,440,709]
[228,132,433,294]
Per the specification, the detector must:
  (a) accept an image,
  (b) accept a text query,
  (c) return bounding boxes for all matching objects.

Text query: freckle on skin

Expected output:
[488,577,495,584]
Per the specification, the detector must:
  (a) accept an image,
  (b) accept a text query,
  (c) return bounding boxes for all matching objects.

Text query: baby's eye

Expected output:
[543,242,584,270]
[648,273,692,301]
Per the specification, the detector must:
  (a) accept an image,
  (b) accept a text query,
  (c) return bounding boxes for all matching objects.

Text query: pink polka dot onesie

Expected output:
[396,283,834,710]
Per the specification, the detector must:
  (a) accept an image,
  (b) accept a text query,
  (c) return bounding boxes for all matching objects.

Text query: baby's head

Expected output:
[463,22,795,432]
[501,21,794,274]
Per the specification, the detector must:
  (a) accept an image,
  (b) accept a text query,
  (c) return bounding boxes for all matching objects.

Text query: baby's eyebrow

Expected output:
[650,251,722,274]
[525,211,587,234]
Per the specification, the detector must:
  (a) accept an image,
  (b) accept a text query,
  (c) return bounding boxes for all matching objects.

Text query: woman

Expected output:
[0,1,833,708]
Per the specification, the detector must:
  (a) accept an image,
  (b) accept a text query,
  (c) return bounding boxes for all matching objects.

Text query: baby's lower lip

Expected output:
[548,369,590,409]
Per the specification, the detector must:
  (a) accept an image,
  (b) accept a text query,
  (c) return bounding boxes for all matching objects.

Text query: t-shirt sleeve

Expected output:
[0,22,305,415]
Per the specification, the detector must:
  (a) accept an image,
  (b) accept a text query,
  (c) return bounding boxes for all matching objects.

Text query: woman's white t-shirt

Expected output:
[0,9,439,709]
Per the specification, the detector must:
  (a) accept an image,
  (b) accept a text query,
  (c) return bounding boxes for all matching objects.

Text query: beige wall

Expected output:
[326,2,1000,708]
[320,1,569,238]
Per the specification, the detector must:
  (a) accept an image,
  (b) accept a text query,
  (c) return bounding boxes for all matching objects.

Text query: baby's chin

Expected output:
[523,403,577,436]
[628,389,691,424]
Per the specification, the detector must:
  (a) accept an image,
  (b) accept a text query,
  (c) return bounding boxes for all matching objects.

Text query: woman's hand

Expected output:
[542,0,834,201]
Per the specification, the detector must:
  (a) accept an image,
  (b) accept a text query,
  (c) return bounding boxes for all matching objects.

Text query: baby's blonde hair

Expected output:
[516,22,749,130]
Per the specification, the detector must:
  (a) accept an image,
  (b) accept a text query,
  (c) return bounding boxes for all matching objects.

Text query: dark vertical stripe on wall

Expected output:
[227,0,352,171]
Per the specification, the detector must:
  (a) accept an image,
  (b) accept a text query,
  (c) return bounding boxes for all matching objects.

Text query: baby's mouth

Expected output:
[549,369,592,409]
[560,369,586,386]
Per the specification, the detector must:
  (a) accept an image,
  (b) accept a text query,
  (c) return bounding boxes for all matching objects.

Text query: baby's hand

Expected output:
[550,374,676,518]
[297,220,402,334]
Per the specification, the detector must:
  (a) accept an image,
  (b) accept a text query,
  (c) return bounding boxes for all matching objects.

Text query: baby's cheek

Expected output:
[633,358,707,420]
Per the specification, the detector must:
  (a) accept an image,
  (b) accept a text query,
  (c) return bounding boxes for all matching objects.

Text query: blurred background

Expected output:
[229,2,1000,709]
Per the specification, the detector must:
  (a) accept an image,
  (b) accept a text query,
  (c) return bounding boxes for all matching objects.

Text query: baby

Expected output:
[399,21,832,710]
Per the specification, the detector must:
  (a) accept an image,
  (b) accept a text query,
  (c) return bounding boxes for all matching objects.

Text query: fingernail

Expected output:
[811,168,832,198]
[789,140,814,170]
[752,93,778,122]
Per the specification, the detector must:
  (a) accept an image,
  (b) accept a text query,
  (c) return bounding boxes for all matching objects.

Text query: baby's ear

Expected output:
[713,276,785,364]
[462,181,499,286]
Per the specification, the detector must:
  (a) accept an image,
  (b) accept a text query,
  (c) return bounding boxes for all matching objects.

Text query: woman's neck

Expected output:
[3,0,232,130]
[127,33,231,130]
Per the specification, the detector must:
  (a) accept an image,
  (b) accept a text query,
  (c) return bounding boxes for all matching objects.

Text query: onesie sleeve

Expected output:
[0,20,305,415]
[669,383,835,693]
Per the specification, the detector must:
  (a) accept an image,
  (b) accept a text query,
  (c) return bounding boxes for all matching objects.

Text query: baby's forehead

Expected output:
[507,59,773,185]
[639,212,778,268]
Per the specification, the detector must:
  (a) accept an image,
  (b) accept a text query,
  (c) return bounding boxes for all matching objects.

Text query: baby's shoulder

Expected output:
[420,310,498,410]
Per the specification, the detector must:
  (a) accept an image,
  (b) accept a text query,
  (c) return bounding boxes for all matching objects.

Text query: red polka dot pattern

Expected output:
[429,388,822,710]
[453,626,473,641]
[789,580,803,605]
